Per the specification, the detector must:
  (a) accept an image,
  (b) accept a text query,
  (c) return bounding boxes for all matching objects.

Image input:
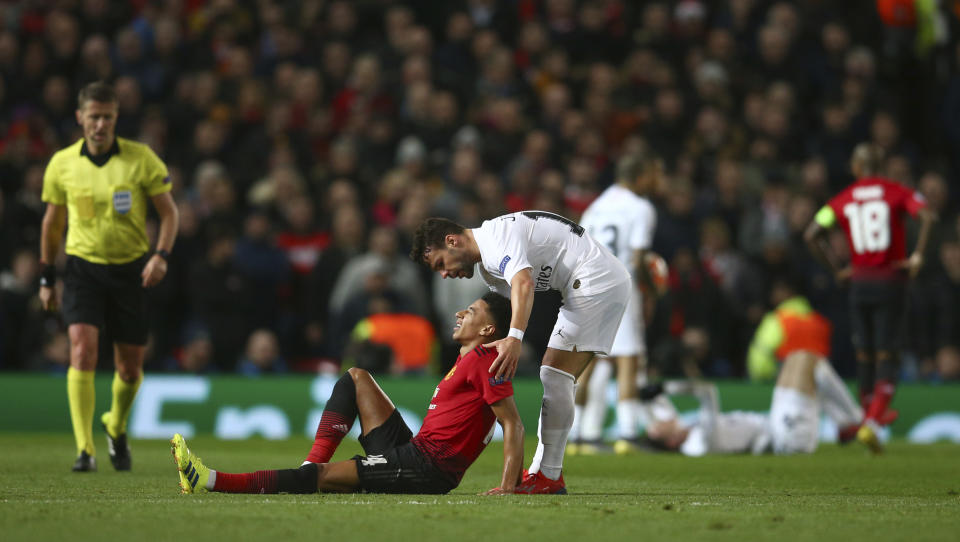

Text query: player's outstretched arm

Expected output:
[486,268,534,380]
[483,396,524,495]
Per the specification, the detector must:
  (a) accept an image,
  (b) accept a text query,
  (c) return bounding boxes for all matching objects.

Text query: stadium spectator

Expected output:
[237,329,288,377]
[0,0,954,381]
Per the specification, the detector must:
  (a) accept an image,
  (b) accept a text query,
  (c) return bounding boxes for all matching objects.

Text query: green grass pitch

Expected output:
[1,434,958,542]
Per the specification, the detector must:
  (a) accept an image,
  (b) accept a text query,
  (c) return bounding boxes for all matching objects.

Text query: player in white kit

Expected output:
[411,211,631,493]
[640,276,866,455]
[640,350,864,455]
[574,152,663,454]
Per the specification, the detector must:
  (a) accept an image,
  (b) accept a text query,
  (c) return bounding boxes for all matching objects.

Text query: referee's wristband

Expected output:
[507,328,524,341]
[39,264,56,288]
[154,249,170,261]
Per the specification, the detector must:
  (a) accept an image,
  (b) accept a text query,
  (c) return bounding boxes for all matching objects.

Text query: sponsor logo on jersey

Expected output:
[498,255,511,274]
[535,265,553,291]
[488,376,511,386]
[852,185,884,200]
[113,190,132,214]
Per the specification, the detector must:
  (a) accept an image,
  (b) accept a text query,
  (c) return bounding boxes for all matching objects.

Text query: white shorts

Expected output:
[769,387,819,455]
[547,258,631,355]
[608,285,645,357]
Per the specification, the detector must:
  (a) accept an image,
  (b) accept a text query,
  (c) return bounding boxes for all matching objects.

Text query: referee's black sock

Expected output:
[277,464,319,494]
[305,371,358,463]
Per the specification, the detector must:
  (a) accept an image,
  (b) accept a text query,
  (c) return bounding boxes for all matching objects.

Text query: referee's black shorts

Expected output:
[62,254,149,345]
[849,278,906,353]
[352,410,455,494]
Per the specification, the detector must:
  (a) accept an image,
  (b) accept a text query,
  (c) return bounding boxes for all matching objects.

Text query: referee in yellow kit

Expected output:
[38,81,179,472]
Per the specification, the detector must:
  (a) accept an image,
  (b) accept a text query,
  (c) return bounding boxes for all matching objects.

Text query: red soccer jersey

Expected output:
[825,177,927,280]
[411,345,513,483]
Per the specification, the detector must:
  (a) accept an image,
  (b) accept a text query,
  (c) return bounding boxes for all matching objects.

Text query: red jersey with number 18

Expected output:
[824,177,926,280]
[411,345,513,483]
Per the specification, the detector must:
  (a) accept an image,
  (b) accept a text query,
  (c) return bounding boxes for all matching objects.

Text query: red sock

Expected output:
[865,380,895,422]
[859,391,873,412]
[305,412,352,463]
[213,470,279,494]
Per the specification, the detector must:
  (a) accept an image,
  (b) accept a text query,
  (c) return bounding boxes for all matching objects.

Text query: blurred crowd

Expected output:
[2,0,960,381]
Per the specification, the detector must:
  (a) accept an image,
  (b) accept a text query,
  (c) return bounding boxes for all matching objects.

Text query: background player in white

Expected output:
[574,151,664,454]
[411,211,631,494]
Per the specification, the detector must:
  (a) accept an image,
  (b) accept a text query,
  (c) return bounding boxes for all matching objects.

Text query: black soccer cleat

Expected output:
[72,451,97,472]
[103,421,132,471]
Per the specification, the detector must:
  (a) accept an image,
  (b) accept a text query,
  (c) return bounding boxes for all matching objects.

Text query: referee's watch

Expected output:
[39,263,56,288]
[154,249,170,261]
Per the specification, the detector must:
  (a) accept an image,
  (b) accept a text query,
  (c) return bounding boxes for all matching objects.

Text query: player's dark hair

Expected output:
[480,292,512,340]
[409,217,465,264]
[616,149,660,184]
[77,81,118,108]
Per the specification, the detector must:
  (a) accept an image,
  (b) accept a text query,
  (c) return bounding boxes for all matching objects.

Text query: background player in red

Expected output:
[804,143,936,448]
[172,292,525,495]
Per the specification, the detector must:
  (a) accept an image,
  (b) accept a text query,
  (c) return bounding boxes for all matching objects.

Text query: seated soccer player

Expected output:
[640,350,865,456]
[172,292,524,495]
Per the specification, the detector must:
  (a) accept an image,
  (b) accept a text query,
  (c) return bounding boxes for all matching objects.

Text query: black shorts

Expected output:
[62,254,149,345]
[849,279,905,353]
[353,410,454,494]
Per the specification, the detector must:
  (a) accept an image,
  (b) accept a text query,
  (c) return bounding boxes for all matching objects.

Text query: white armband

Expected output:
[507,328,525,341]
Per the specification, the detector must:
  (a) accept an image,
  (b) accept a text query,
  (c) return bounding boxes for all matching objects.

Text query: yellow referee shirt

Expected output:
[41,137,171,264]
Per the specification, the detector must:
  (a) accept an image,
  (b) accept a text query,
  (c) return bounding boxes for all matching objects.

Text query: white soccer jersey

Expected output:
[471,211,619,297]
[681,410,771,456]
[662,381,772,456]
[580,184,656,275]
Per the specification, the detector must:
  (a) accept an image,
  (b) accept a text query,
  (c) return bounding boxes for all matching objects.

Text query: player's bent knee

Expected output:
[347,368,377,391]
[347,367,371,381]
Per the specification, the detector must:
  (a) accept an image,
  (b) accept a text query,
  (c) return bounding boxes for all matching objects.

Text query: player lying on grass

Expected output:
[172,293,525,495]
[641,277,866,455]
[641,351,863,456]
[640,350,865,456]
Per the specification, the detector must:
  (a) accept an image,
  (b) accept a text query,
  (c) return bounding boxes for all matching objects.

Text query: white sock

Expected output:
[570,404,583,442]
[206,470,217,490]
[527,365,575,480]
[581,360,612,441]
[528,410,544,475]
[814,360,863,427]
[616,399,639,440]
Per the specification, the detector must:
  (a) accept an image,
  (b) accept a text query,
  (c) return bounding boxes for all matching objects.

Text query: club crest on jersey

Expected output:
[444,365,457,380]
[498,255,511,274]
[113,190,132,214]
[488,376,510,386]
